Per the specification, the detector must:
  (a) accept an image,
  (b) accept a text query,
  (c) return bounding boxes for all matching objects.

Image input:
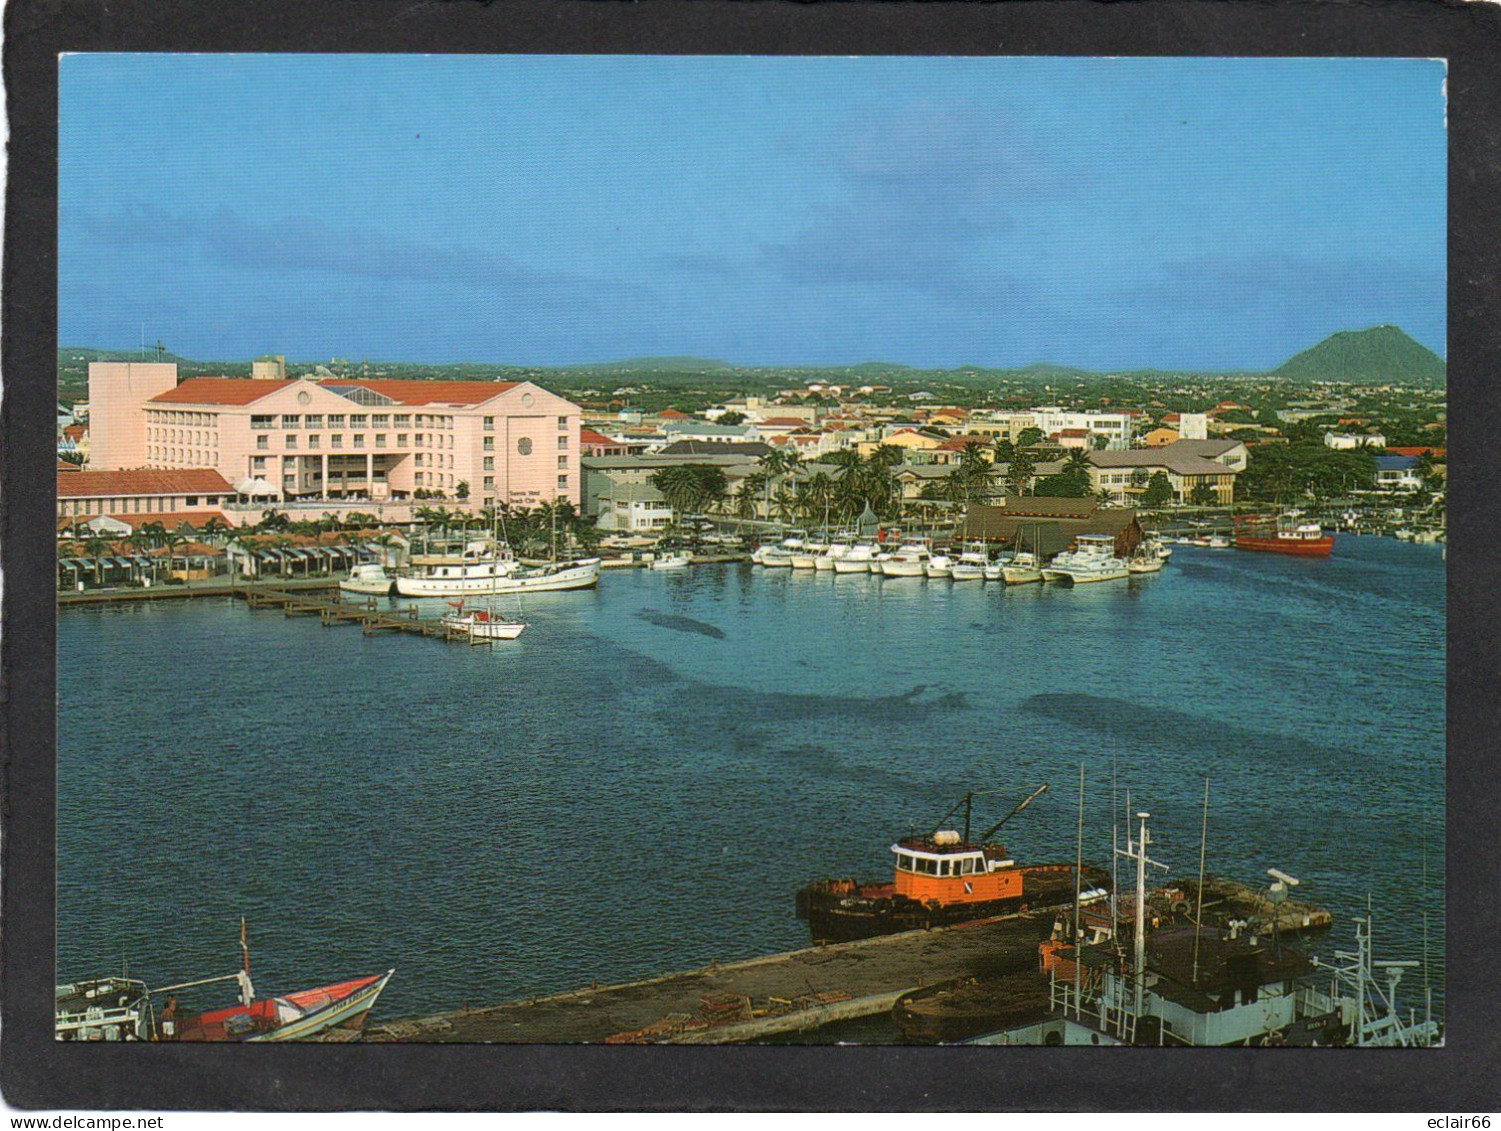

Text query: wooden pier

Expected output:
[234,584,487,644]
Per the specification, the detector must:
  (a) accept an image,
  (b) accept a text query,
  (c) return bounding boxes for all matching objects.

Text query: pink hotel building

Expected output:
[86,362,583,512]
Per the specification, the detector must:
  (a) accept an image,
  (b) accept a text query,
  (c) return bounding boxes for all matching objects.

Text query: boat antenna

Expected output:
[1073,762,1084,1019]
[1192,778,1209,985]
[1422,817,1432,1030]
[1111,742,1120,918]
[977,782,1049,843]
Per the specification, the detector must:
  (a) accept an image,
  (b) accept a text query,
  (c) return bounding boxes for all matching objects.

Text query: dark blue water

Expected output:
[58,536,1446,1027]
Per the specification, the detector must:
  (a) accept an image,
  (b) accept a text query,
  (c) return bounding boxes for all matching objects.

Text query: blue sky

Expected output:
[60,55,1447,370]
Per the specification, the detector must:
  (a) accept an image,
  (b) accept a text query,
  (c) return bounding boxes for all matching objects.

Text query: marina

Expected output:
[57,535,1445,1032]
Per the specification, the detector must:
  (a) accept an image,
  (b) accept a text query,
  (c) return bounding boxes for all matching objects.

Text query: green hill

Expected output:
[1272,325,1445,385]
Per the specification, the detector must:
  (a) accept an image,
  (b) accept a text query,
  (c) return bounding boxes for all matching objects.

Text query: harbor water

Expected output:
[57,536,1446,1031]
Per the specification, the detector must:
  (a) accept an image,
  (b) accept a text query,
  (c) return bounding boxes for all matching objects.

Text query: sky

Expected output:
[59,55,1447,371]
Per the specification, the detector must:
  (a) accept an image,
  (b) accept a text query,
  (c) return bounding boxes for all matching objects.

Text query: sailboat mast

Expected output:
[1134,813,1149,1020]
[1192,778,1209,985]
[1074,763,1084,1019]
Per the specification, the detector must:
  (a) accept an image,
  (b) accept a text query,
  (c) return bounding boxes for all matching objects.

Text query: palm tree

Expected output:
[1007,450,1036,497]
[649,465,707,528]
[772,485,798,525]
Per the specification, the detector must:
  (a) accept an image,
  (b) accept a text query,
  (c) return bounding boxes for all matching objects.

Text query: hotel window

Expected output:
[372,414,389,428]
[285,435,298,449]
[558,455,568,468]
[483,416,495,431]
[350,415,368,428]
[558,416,568,430]
[396,434,408,446]
[354,435,365,448]
[282,415,300,429]
[331,435,343,449]
[557,435,568,450]
[376,434,387,448]
[327,414,345,428]
[415,454,424,467]
[308,435,320,448]
[483,456,494,470]
[414,434,424,447]
[256,435,269,450]
[253,457,266,470]
[251,415,274,429]
[483,436,495,451]
[394,414,411,427]
[484,476,495,489]
[557,474,569,488]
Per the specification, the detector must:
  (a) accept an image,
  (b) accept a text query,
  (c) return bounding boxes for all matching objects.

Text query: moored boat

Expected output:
[649,553,690,571]
[1234,514,1335,557]
[57,924,394,1043]
[795,786,1109,943]
[833,542,880,573]
[1041,535,1129,584]
[878,543,932,578]
[440,599,528,640]
[393,537,519,597]
[339,562,396,597]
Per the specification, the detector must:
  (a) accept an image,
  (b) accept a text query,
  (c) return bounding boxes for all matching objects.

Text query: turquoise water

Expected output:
[57,536,1446,1027]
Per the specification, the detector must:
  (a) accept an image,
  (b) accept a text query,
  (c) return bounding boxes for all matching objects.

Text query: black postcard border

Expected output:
[4,0,1498,1112]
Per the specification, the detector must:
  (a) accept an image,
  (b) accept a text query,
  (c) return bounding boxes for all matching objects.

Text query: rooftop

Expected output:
[57,468,233,498]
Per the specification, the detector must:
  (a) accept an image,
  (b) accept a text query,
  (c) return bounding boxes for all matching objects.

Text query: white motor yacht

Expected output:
[816,541,853,571]
[925,552,955,579]
[1001,551,1043,585]
[833,542,880,574]
[880,543,932,578]
[1041,535,1129,585]
[339,562,395,597]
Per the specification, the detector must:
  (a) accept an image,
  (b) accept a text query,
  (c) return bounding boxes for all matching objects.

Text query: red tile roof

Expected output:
[152,376,522,407]
[656,409,689,419]
[1386,446,1445,459]
[62,424,87,440]
[57,511,233,532]
[580,428,616,446]
[57,468,233,498]
[151,378,295,405]
[315,378,518,406]
[760,416,809,426]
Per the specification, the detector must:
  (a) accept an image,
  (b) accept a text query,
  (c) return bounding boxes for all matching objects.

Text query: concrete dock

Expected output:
[359,878,1332,1044]
[363,909,1069,1044]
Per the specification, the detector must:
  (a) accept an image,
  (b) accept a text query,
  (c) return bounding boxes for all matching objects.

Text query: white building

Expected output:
[1324,432,1387,450]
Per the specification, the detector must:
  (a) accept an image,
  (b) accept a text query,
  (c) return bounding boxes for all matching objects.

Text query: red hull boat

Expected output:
[1233,514,1334,557]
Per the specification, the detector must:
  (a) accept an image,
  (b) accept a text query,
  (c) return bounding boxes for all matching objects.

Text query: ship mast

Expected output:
[1115,810,1168,1030]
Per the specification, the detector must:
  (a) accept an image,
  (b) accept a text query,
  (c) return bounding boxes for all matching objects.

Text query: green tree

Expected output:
[1141,471,1173,508]
[1006,449,1036,496]
[649,464,708,525]
[1189,481,1217,507]
[1017,426,1045,447]
[717,411,746,426]
[455,480,470,500]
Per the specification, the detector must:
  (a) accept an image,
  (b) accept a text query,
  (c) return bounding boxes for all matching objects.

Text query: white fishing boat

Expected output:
[1208,535,1232,549]
[950,545,989,582]
[1042,534,1128,585]
[982,560,1004,582]
[791,544,824,570]
[833,542,880,574]
[1002,551,1044,585]
[816,541,853,571]
[1127,555,1164,575]
[880,543,932,578]
[393,538,519,597]
[440,598,528,640]
[339,562,395,597]
[925,552,955,579]
[649,554,690,571]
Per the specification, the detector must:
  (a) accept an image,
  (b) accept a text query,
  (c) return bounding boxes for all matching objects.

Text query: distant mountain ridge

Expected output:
[59,325,1446,387]
[1272,325,1444,385]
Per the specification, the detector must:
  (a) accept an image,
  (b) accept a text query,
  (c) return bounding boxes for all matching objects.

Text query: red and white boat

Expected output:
[1234,514,1335,557]
[440,597,528,640]
[58,921,394,1042]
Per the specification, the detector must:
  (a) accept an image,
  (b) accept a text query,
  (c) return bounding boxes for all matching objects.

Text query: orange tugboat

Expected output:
[1233,513,1335,557]
[795,785,1109,943]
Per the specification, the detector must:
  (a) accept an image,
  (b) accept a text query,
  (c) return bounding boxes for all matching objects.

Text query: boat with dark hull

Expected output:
[795,785,1110,943]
